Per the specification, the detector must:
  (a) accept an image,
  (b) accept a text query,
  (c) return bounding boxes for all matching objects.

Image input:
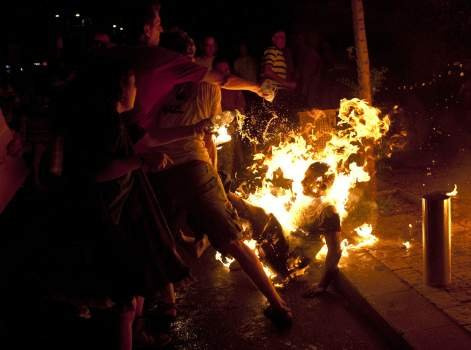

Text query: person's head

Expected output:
[301,162,334,197]
[213,57,231,76]
[160,30,197,61]
[202,36,217,57]
[126,1,162,46]
[271,30,286,50]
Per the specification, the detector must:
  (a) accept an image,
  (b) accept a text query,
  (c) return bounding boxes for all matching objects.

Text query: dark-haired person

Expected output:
[261,29,300,126]
[196,35,218,70]
[261,30,296,91]
[142,30,293,328]
[120,2,267,129]
[49,59,212,349]
[298,162,342,297]
[213,57,246,177]
[234,42,258,83]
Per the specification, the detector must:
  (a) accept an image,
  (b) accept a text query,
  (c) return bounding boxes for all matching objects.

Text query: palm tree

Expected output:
[351,0,372,103]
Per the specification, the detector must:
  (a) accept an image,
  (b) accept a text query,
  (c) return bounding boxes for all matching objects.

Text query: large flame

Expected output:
[216,98,389,274]
[245,98,389,232]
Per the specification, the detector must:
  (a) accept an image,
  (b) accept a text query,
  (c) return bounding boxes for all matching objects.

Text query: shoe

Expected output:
[263,305,293,329]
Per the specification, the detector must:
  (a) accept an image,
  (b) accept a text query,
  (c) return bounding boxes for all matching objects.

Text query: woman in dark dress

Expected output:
[48,59,203,349]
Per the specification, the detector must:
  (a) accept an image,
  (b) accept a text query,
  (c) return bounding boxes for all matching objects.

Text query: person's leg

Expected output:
[221,239,291,314]
[303,231,341,297]
[118,297,136,350]
[134,296,172,347]
[319,231,342,288]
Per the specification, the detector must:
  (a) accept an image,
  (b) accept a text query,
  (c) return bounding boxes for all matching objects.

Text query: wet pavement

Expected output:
[170,244,391,350]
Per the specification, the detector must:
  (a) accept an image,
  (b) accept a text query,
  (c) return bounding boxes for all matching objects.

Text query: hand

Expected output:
[192,118,213,137]
[253,85,268,99]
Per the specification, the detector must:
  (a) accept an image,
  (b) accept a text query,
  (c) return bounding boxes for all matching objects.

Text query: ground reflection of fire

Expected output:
[215,98,391,278]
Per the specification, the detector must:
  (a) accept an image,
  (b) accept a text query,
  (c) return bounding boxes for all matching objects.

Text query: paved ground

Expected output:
[370,147,471,332]
[171,245,391,350]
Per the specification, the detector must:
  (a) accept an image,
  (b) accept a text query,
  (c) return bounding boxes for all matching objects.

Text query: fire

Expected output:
[214,239,277,280]
[213,125,232,145]
[446,184,458,197]
[216,98,390,273]
[315,224,378,264]
[215,251,235,269]
[245,98,390,232]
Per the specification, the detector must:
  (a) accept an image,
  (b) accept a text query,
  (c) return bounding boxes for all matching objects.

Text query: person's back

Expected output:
[151,81,221,166]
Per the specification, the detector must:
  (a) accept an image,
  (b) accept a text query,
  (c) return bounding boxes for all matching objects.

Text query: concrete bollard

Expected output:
[422,192,451,287]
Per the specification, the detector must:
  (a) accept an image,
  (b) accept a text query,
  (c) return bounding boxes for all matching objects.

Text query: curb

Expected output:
[333,270,412,349]
[332,251,471,349]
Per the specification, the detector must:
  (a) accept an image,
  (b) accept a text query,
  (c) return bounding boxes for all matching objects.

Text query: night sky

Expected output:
[1,0,471,82]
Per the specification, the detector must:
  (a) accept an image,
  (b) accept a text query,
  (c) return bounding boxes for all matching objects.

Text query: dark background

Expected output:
[1,0,471,82]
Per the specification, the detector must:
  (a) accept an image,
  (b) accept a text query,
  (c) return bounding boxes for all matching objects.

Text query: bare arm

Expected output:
[203,70,263,96]
[204,132,217,169]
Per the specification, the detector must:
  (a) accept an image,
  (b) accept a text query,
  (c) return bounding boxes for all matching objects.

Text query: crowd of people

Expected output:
[0,1,340,349]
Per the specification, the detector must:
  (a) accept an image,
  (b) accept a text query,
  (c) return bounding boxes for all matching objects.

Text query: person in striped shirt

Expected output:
[261,30,296,90]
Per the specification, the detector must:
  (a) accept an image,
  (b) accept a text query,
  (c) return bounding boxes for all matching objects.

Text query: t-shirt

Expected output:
[150,82,222,166]
[126,46,208,128]
[234,56,257,83]
[262,46,287,87]
[195,56,214,71]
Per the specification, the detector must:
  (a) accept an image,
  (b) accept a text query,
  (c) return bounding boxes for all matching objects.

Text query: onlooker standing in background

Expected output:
[261,29,298,125]
[213,57,246,179]
[234,42,258,83]
[261,30,296,91]
[196,36,218,70]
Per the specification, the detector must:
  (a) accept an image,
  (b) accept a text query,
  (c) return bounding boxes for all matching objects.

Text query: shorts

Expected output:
[149,160,243,253]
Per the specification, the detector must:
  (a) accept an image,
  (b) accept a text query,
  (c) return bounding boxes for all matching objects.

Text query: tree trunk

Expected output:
[352,0,376,225]
[351,0,373,104]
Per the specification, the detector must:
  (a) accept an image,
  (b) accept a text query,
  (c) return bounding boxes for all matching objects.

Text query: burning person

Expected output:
[226,191,310,281]
[299,162,342,297]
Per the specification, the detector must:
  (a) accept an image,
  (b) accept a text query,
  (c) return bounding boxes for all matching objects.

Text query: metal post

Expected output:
[422,192,451,287]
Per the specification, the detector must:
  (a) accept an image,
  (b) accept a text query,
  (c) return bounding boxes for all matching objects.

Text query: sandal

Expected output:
[263,305,293,329]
